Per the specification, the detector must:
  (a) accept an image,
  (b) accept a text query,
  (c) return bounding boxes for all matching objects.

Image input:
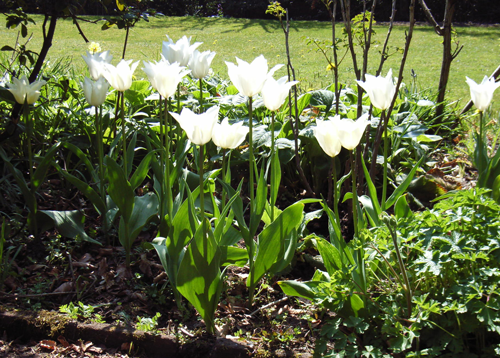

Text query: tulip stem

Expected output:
[381,109,388,209]
[221,149,227,209]
[164,98,172,223]
[199,144,206,238]
[331,157,340,226]
[270,111,276,222]
[96,105,108,243]
[24,102,37,237]
[121,91,128,177]
[351,149,366,295]
[199,78,203,113]
[248,96,254,204]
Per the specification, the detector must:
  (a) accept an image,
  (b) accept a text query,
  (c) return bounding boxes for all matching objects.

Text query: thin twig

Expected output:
[249,296,288,316]
[0,291,78,299]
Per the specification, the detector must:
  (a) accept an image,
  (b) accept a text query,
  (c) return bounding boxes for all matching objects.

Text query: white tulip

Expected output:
[357,69,396,110]
[465,75,500,112]
[333,114,370,150]
[82,77,109,107]
[170,106,219,146]
[226,55,283,98]
[7,75,46,105]
[189,50,216,79]
[162,35,202,67]
[314,118,342,158]
[261,76,299,112]
[82,50,113,81]
[143,57,190,98]
[102,59,139,92]
[212,118,249,149]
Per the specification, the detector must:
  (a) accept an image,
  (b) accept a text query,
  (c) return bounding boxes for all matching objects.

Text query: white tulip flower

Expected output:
[357,69,396,110]
[82,77,109,107]
[102,59,139,92]
[143,57,190,98]
[170,106,219,146]
[466,75,500,112]
[212,118,249,149]
[7,75,47,105]
[189,50,216,79]
[162,35,202,67]
[333,114,370,151]
[261,75,299,112]
[314,118,342,158]
[82,50,113,81]
[226,55,283,98]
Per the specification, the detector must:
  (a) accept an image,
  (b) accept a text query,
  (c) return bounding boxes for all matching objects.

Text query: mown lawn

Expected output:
[1,14,499,110]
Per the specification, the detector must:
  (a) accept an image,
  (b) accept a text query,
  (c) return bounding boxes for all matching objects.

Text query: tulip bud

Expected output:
[82,77,109,107]
[314,118,342,158]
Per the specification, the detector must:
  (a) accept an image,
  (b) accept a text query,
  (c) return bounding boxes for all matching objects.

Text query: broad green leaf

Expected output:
[395,195,412,220]
[128,193,159,242]
[220,246,248,267]
[278,280,319,301]
[40,210,101,245]
[384,155,425,210]
[249,166,267,238]
[360,155,381,218]
[105,156,135,222]
[309,89,335,114]
[32,143,60,192]
[129,150,156,191]
[61,171,106,216]
[177,220,223,334]
[249,202,304,291]
[317,238,343,274]
[350,293,365,317]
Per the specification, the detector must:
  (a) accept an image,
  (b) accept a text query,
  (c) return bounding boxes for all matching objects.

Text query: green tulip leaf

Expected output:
[32,143,60,192]
[127,193,159,242]
[129,150,156,191]
[278,280,320,301]
[220,246,248,267]
[105,156,135,222]
[177,220,223,334]
[248,202,304,292]
[40,210,101,245]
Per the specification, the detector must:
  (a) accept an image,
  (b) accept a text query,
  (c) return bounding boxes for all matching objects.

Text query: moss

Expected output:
[29,310,72,337]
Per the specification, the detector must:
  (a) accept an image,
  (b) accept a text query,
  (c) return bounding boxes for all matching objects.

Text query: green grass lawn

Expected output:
[1,14,499,110]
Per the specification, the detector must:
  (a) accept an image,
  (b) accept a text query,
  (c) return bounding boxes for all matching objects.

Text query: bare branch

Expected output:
[418,0,443,36]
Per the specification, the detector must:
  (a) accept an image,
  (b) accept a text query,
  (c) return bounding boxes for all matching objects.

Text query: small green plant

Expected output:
[59,302,103,323]
[136,312,161,333]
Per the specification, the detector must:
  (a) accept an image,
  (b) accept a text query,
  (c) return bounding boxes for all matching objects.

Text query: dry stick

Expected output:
[461,64,500,115]
[419,0,462,119]
[282,10,314,196]
[376,0,397,76]
[249,296,288,316]
[0,291,78,299]
[369,0,416,186]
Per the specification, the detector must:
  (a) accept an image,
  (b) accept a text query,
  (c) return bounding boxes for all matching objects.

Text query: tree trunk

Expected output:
[435,0,458,118]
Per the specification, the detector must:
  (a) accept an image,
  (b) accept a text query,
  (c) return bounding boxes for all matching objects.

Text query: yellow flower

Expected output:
[88,42,102,54]
[326,63,335,71]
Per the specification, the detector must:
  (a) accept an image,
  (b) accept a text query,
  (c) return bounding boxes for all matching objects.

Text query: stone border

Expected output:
[0,309,251,358]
